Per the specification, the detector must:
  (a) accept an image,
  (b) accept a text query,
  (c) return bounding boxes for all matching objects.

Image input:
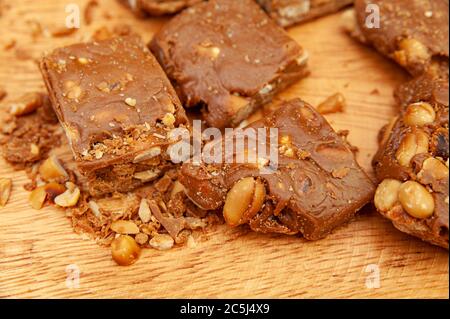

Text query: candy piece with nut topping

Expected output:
[40,35,189,197]
[257,0,354,28]
[344,0,449,79]
[373,76,449,249]
[180,99,375,240]
[149,0,309,129]
[124,0,202,16]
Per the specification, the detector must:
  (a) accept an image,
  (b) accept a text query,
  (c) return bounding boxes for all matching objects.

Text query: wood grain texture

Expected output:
[0,0,448,299]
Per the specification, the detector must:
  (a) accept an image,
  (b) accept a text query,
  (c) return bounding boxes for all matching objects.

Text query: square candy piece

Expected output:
[349,0,449,79]
[257,0,354,27]
[40,35,188,197]
[179,99,375,240]
[150,0,309,129]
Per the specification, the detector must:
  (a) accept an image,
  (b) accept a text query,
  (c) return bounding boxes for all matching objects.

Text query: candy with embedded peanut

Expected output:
[418,157,449,184]
[394,38,431,68]
[396,130,429,167]
[374,179,402,212]
[223,177,266,227]
[403,102,436,127]
[398,181,435,219]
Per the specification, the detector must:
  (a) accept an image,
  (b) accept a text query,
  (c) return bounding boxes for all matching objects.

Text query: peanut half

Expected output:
[138,199,151,223]
[394,38,431,68]
[223,177,266,227]
[417,157,449,184]
[403,102,436,127]
[133,147,161,163]
[396,130,429,167]
[111,220,140,235]
[29,186,47,210]
[374,179,402,212]
[149,233,174,251]
[39,156,69,182]
[54,182,80,207]
[398,181,435,219]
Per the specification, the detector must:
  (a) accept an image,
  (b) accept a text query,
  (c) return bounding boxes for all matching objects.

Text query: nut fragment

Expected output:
[374,179,402,212]
[125,97,136,107]
[162,113,176,128]
[9,92,43,116]
[133,170,160,182]
[170,181,186,199]
[403,102,436,127]
[135,233,149,246]
[29,186,47,210]
[246,179,266,220]
[398,181,435,219]
[396,130,429,167]
[39,156,69,182]
[65,81,82,100]
[229,94,249,113]
[197,45,221,60]
[133,147,161,163]
[30,143,40,156]
[88,200,101,217]
[316,93,346,115]
[54,182,80,207]
[417,157,449,183]
[111,235,141,266]
[0,178,12,207]
[111,220,140,234]
[394,38,431,67]
[44,182,66,201]
[138,199,151,223]
[77,57,89,65]
[149,233,174,251]
[223,177,266,227]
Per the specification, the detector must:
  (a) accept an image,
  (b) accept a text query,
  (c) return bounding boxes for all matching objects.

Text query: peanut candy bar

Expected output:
[373,75,449,248]
[180,99,375,240]
[150,0,309,129]
[40,35,188,196]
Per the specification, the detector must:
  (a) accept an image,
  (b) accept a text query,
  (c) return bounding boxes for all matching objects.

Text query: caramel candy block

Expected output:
[124,0,201,17]
[179,99,375,240]
[373,76,449,249]
[257,0,354,27]
[150,0,309,129]
[344,0,449,79]
[40,36,188,197]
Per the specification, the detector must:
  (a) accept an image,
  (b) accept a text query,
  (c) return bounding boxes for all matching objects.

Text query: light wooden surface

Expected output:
[0,0,448,299]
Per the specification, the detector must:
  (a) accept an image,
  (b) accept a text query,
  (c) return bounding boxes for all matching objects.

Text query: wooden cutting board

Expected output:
[0,0,448,299]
